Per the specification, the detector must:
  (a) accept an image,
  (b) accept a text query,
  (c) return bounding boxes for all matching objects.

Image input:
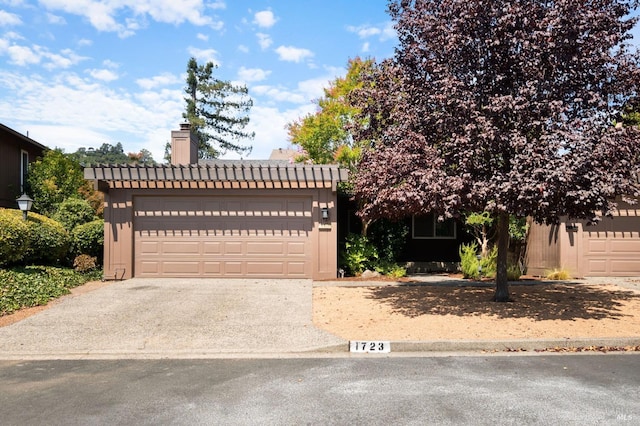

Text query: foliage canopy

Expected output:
[287,57,375,167]
[183,57,254,159]
[352,0,640,300]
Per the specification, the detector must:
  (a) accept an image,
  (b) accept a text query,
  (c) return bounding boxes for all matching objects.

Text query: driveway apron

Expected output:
[0,278,345,359]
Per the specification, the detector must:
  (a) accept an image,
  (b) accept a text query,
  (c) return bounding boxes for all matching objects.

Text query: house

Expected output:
[526,201,640,277]
[337,195,474,272]
[84,124,348,280]
[0,123,47,209]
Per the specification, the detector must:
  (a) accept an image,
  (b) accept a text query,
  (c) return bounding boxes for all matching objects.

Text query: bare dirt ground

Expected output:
[313,276,640,341]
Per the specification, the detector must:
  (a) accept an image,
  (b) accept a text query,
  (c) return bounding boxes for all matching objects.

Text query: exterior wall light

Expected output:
[321,207,329,223]
[565,223,579,232]
[16,193,33,220]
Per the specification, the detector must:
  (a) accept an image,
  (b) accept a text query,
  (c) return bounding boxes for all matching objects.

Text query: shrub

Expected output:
[546,268,572,280]
[459,242,480,279]
[0,209,30,266]
[0,266,102,316]
[341,233,378,276]
[73,254,97,272]
[53,198,96,231]
[479,246,498,278]
[507,264,522,281]
[23,212,70,265]
[71,219,104,261]
[459,243,500,279]
[374,261,407,278]
[368,219,409,263]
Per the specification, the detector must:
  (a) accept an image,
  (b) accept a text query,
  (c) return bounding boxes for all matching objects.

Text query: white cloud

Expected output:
[38,0,224,37]
[275,45,313,63]
[44,48,86,69]
[136,72,181,90]
[77,38,92,47]
[237,66,270,82]
[102,59,118,68]
[221,103,314,160]
[253,10,276,28]
[46,12,66,25]
[187,46,220,65]
[196,32,208,41]
[347,22,396,41]
[0,10,22,26]
[237,44,249,53]
[252,85,307,104]
[207,0,226,10]
[0,69,184,162]
[6,44,39,65]
[347,25,380,38]
[362,42,370,52]
[256,32,272,50]
[88,68,119,81]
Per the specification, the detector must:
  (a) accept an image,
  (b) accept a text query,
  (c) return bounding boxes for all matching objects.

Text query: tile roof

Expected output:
[84,161,348,184]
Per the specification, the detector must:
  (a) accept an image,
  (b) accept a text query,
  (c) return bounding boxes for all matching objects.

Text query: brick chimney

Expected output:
[170,122,198,165]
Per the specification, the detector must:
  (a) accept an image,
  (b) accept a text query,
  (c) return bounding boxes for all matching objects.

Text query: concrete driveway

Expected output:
[0,278,346,359]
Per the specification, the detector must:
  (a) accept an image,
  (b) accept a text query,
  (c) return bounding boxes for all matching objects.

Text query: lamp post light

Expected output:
[16,193,33,220]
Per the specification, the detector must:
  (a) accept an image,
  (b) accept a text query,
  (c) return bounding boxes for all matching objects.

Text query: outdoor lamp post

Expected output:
[16,193,33,220]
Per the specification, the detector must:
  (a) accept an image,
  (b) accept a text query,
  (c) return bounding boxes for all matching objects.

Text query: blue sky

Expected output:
[0,0,397,161]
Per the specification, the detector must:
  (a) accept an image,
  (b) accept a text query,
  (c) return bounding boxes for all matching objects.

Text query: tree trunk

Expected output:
[481,223,489,258]
[493,211,512,302]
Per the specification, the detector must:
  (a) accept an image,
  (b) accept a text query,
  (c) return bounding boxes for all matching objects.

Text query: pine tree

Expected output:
[183,57,254,159]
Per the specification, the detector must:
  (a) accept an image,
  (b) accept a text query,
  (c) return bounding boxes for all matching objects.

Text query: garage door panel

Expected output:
[287,262,306,275]
[140,241,159,254]
[203,262,221,274]
[581,211,640,276]
[246,241,284,255]
[288,242,306,255]
[586,239,606,253]
[204,242,222,254]
[246,262,284,275]
[134,195,313,278]
[162,241,200,254]
[163,261,201,275]
[586,259,607,274]
[225,242,242,254]
[610,240,640,253]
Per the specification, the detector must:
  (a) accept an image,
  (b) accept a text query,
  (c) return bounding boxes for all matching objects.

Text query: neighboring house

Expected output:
[0,123,47,209]
[527,200,640,277]
[269,148,298,161]
[84,123,348,280]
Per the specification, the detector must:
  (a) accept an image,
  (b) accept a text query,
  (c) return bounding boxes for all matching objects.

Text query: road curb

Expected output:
[382,337,640,353]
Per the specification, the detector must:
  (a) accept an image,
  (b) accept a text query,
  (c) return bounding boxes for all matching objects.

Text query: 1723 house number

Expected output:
[349,341,391,353]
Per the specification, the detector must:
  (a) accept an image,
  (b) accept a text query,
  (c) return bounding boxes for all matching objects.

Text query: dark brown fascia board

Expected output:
[0,122,48,151]
[84,163,349,184]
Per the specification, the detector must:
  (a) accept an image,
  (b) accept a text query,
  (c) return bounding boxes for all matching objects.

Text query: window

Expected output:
[20,150,29,193]
[412,213,456,239]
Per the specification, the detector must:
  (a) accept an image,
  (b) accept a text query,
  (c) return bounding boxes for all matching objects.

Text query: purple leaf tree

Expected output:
[352,0,640,301]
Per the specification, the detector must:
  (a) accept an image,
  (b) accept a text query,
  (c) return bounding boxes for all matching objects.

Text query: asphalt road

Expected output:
[1,354,638,425]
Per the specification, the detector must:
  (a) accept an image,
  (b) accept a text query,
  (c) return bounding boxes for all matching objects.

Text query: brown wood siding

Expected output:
[525,221,562,276]
[0,136,46,208]
[102,187,339,280]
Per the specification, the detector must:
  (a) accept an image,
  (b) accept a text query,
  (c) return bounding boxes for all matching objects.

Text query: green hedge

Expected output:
[71,219,104,261]
[23,212,70,265]
[53,198,97,231]
[0,209,30,266]
[0,266,101,316]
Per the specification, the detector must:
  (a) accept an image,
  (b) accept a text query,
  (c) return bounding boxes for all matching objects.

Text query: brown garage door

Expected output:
[133,195,313,278]
[581,214,640,276]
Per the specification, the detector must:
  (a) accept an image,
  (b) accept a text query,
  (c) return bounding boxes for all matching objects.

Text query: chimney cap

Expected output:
[180,122,191,131]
